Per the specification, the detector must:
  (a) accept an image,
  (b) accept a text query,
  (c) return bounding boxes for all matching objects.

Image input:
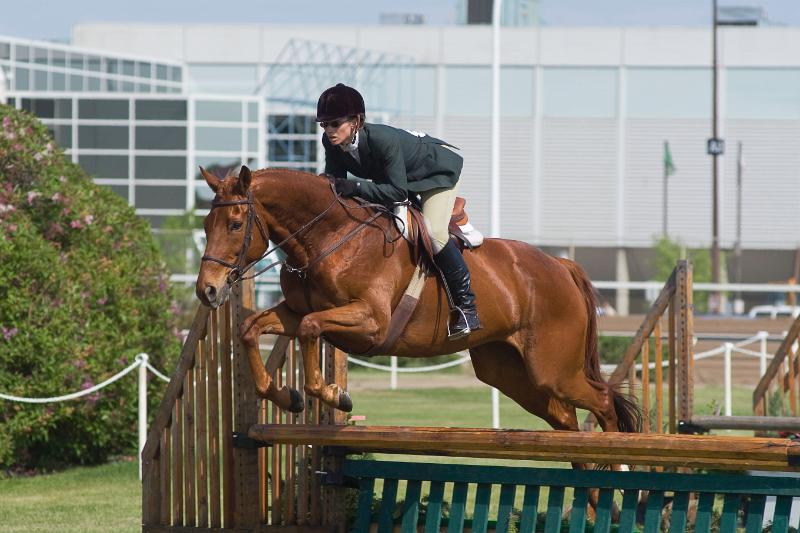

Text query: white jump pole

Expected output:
[490,0,503,433]
[724,343,733,417]
[759,330,768,376]
[137,353,149,481]
[390,356,398,390]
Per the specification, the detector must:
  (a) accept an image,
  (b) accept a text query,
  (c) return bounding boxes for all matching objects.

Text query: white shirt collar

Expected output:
[343,131,360,162]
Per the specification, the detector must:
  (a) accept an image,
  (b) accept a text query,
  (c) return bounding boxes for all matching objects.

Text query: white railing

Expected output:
[0,353,169,480]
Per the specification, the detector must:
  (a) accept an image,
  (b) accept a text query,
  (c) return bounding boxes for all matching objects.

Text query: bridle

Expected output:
[201,182,403,286]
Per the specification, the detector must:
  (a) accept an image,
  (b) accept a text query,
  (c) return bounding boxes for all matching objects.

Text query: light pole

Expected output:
[709,0,723,313]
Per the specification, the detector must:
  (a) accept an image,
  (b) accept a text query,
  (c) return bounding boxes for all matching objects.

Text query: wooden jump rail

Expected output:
[753,313,800,419]
[249,424,800,471]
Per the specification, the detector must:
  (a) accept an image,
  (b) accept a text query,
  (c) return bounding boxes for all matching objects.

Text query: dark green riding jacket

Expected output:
[322,123,463,204]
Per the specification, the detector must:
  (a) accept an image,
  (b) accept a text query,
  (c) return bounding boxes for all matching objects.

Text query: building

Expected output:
[3,24,800,311]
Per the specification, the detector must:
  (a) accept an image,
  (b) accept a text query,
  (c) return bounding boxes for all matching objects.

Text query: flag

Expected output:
[664,141,676,178]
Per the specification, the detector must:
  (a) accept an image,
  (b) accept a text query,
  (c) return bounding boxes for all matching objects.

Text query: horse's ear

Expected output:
[199,166,220,193]
[235,165,252,195]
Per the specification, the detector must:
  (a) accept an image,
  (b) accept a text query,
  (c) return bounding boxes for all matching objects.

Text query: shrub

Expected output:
[0,105,179,470]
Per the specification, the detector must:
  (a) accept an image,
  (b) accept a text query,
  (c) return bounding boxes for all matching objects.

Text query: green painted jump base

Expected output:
[344,459,800,533]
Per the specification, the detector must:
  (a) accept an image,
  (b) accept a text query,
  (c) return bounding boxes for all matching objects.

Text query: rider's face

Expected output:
[322,116,357,146]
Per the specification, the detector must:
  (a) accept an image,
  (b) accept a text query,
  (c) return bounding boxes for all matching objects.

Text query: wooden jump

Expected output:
[249,423,800,471]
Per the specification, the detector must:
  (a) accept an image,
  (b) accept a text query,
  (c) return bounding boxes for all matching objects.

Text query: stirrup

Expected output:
[447,308,471,341]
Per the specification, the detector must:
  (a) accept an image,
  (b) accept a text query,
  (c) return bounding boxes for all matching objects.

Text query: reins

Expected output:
[201,180,404,286]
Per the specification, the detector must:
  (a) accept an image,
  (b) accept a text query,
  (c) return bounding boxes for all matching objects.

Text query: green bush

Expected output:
[0,105,179,471]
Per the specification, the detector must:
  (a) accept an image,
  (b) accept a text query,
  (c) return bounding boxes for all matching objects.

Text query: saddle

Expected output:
[394,196,485,268]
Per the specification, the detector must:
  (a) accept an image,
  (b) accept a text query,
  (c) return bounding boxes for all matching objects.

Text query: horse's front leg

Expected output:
[297,301,381,412]
[239,300,305,412]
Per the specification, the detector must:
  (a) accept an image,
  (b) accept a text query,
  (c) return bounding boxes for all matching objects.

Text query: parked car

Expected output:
[747,304,800,319]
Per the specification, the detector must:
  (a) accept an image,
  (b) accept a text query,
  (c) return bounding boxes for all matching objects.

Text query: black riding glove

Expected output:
[333,178,360,198]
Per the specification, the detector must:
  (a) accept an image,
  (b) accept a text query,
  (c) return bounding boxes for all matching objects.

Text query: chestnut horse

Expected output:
[196,166,640,436]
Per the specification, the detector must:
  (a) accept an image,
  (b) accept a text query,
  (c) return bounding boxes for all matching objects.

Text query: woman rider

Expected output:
[316,83,481,340]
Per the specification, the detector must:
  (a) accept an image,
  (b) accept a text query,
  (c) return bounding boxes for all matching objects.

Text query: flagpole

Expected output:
[663,140,668,237]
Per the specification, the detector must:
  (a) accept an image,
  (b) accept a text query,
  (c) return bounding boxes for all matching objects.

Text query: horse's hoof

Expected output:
[337,390,353,413]
[287,388,305,413]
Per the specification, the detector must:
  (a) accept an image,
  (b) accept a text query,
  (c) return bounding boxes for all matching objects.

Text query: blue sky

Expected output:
[2,0,798,41]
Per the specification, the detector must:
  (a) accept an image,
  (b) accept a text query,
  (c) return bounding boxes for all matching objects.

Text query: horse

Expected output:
[196,165,641,437]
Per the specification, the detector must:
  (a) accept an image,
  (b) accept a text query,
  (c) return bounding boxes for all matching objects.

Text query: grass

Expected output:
[0,380,762,532]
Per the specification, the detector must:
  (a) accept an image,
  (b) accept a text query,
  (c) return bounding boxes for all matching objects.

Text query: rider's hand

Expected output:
[333,178,360,198]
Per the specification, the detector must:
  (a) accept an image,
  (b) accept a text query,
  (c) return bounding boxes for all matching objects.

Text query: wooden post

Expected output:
[676,260,694,424]
[668,297,676,434]
[232,278,260,528]
[654,319,663,433]
[642,337,650,433]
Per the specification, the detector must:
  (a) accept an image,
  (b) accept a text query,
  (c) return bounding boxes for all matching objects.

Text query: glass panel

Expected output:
[52,72,66,91]
[135,126,187,150]
[188,64,257,94]
[156,85,167,93]
[136,99,187,120]
[33,70,48,91]
[14,45,30,62]
[106,59,119,75]
[169,66,182,82]
[136,155,187,179]
[727,68,800,119]
[87,56,102,72]
[248,129,259,152]
[79,155,129,179]
[0,42,10,60]
[47,125,72,148]
[248,102,258,122]
[78,125,129,149]
[122,81,135,92]
[33,48,48,65]
[268,114,316,134]
[628,68,710,118]
[137,83,150,92]
[445,66,491,116]
[122,60,135,76]
[107,185,128,201]
[21,98,72,119]
[196,126,241,151]
[137,62,151,78]
[69,75,84,91]
[501,67,534,117]
[412,66,436,116]
[69,53,84,69]
[79,99,129,119]
[542,67,618,118]
[88,77,101,91]
[195,100,242,122]
[51,50,66,68]
[106,79,118,91]
[135,185,186,209]
[156,64,168,80]
[268,139,316,162]
[14,67,29,90]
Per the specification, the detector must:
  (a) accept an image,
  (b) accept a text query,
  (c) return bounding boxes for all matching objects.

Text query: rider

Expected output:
[316,82,481,340]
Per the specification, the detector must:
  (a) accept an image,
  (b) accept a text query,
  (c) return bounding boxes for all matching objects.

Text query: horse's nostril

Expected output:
[204,285,217,302]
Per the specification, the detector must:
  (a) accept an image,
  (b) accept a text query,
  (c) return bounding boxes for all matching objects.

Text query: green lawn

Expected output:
[0,382,760,532]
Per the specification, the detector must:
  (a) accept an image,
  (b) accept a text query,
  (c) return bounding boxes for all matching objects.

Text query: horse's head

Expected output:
[196,165,269,308]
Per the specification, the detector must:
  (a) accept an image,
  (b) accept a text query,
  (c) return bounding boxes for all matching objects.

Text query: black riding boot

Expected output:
[433,240,481,340]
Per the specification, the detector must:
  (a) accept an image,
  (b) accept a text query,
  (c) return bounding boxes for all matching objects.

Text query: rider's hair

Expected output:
[346,114,366,144]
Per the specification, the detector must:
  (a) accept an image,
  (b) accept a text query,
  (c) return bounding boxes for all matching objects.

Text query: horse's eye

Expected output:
[230,221,243,231]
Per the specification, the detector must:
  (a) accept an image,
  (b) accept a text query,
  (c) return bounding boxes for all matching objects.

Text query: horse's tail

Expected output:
[557,258,642,433]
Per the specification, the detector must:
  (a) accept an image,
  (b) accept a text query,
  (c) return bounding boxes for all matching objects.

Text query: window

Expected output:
[69,75,84,91]
[196,127,241,151]
[0,42,9,60]
[21,98,72,119]
[136,100,187,121]
[136,126,187,150]
[135,185,186,209]
[14,67,29,90]
[47,125,72,148]
[543,67,618,118]
[627,68,710,118]
[69,53,84,70]
[727,68,800,119]
[79,126,129,149]
[196,100,243,122]
[79,155,129,179]
[122,60,135,76]
[137,62,152,78]
[14,45,30,63]
[136,156,187,180]
[79,99,129,119]
[445,66,490,116]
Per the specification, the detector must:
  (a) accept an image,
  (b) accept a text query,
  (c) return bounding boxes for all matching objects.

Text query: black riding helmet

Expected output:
[316,83,365,122]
